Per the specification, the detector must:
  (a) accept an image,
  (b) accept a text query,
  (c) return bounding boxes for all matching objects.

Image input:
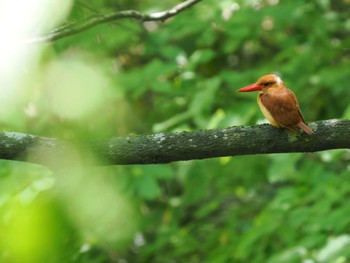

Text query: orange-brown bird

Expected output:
[237,74,314,135]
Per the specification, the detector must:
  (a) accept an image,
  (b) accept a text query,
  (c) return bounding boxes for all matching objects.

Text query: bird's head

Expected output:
[237,74,284,93]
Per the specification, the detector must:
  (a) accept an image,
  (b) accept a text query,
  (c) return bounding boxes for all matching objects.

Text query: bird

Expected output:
[237,74,314,135]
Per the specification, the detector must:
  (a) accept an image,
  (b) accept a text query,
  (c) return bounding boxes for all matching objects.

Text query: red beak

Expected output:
[237,83,261,92]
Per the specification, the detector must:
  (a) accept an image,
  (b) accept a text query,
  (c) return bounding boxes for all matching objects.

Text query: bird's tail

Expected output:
[298,122,314,135]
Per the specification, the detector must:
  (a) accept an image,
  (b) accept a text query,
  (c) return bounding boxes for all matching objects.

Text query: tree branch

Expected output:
[1,119,349,166]
[26,0,202,43]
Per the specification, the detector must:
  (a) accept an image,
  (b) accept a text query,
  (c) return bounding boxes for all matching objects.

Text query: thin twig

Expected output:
[25,0,202,43]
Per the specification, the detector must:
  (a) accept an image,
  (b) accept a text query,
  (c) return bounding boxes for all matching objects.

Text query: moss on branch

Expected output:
[0,119,349,166]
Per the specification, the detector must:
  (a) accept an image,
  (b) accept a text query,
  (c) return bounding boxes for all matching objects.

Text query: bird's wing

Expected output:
[260,88,305,128]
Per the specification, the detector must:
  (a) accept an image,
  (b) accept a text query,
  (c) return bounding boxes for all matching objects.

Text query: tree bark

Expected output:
[0,119,349,166]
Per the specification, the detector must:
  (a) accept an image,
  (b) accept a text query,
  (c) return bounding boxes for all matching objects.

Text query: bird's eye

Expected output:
[262,81,274,87]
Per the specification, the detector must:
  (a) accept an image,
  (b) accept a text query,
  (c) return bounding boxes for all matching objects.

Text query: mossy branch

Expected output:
[0,119,349,166]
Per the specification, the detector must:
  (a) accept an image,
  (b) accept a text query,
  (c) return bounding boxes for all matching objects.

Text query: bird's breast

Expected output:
[257,93,281,128]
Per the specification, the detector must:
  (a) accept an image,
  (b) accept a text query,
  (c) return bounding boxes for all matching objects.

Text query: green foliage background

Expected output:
[1,0,350,262]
